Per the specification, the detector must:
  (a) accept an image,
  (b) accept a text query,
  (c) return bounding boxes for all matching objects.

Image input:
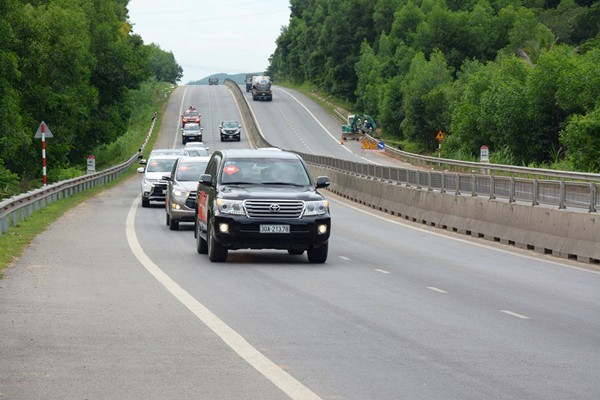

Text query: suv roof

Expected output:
[150,148,185,155]
[219,148,298,160]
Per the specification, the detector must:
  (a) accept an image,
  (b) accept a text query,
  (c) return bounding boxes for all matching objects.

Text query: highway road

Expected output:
[1,84,599,400]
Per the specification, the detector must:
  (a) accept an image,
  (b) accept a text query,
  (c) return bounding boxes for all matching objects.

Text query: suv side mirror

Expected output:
[199,174,212,185]
[316,176,330,189]
[137,167,145,173]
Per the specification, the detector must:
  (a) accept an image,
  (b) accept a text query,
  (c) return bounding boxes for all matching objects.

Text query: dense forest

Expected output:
[0,0,182,196]
[267,0,600,171]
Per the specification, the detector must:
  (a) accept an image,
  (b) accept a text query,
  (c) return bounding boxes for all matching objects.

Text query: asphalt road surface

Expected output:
[1,85,599,400]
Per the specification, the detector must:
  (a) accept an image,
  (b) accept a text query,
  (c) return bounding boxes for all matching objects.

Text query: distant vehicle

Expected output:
[194,149,331,263]
[245,74,254,92]
[137,153,181,207]
[181,122,203,145]
[164,156,210,230]
[183,142,210,157]
[252,75,272,101]
[149,148,186,156]
[208,77,219,85]
[182,106,201,127]
[219,120,242,142]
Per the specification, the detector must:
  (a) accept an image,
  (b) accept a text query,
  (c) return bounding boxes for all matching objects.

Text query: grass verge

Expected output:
[0,80,175,278]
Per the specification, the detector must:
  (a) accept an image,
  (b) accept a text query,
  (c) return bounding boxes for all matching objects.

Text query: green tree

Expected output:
[560,102,600,171]
[401,50,453,149]
[147,44,182,83]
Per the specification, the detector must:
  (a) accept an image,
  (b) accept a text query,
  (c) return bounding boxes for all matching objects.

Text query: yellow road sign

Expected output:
[435,130,445,141]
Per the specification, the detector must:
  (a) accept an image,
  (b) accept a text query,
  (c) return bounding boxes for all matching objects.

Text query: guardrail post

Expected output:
[489,176,496,200]
[416,171,421,189]
[509,176,516,203]
[427,171,433,191]
[559,179,566,209]
[455,173,460,195]
[471,174,476,197]
[532,178,539,206]
[440,172,446,194]
[589,183,597,213]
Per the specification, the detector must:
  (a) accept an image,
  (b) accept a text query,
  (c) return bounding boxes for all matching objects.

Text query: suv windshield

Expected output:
[176,161,209,181]
[220,158,311,186]
[222,121,238,129]
[146,158,177,172]
[183,124,201,132]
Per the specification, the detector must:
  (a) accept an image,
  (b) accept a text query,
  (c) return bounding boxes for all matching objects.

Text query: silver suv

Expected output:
[137,153,180,207]
[164,156,210,230]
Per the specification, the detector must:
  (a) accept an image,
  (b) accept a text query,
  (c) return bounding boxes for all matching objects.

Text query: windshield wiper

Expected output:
[261,182,305,187]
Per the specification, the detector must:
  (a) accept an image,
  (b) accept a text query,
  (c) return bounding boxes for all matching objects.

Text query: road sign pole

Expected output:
[42,124,47,186]
[34,121,53,187]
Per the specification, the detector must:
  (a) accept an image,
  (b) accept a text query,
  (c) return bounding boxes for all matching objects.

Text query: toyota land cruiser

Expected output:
[194,149,331,263]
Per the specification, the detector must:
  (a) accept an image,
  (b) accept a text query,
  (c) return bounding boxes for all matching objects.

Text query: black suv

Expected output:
[194,149,331,263]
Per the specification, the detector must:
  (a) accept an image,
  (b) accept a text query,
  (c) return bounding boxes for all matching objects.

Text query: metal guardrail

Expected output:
[296,153,600,213]
[0,119,156,238]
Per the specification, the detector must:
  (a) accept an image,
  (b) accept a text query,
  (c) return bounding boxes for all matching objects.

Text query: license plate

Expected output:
[260,224,290,233]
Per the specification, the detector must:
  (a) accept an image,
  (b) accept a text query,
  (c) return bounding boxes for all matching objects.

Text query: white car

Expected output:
[137,154,181,207]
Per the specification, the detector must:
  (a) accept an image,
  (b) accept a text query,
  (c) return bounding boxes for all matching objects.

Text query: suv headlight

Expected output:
[173,187,189,198]
[215,199,245,215]
[143,178,158,185]
[304,200,329,216]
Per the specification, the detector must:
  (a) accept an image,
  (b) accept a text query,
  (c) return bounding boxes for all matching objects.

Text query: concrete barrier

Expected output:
[308,165,600,264]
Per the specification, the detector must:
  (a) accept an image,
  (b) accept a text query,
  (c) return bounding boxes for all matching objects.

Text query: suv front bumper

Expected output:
[212,215,330,250]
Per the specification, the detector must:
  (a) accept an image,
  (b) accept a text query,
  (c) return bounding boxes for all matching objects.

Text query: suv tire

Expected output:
[195,222,208,254]
[207,222,227,262]
[142,198,150,208]
[307,242,328,263]
[169,218,179,231]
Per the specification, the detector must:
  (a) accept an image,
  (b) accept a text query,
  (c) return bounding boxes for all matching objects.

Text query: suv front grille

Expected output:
[185,192,197,208]
[245,200,304,219]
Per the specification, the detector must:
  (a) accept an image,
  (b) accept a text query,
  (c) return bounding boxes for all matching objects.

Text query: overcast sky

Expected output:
[127,0,291,84]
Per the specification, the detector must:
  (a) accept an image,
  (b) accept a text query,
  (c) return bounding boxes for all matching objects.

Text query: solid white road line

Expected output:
[172,86,189,149]
[426,287,448,294]
[500,310,531,319]
[126,196,321,400]
[327,196,600,276]
[338,256,351,261]
[374,269,390,274]
[276,88,380,165]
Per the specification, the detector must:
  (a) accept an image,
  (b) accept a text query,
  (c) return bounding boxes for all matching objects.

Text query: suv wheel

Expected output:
[195,222,208,254]
[142,198,150,208]
[166,212,170,226]
[169,217,179,231]
[307,242,328,263]
[207,222,227,262]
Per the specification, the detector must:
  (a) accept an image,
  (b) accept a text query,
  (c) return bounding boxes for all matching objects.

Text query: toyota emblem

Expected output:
[269,204,281,213]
